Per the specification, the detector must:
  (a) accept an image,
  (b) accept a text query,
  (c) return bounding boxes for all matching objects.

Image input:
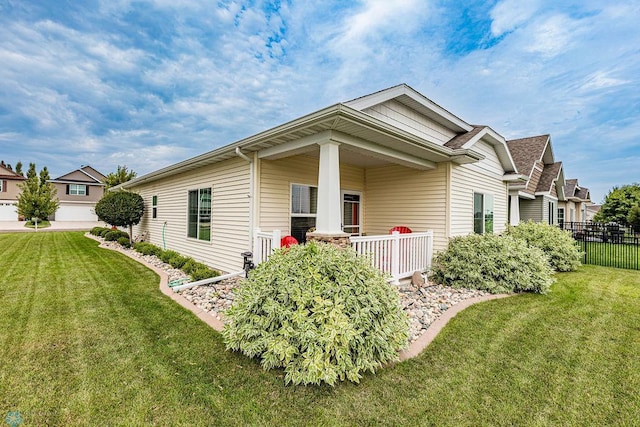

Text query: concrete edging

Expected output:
[85,233,512,360]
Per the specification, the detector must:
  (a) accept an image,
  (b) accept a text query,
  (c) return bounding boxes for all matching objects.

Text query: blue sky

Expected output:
[1,0,638,203]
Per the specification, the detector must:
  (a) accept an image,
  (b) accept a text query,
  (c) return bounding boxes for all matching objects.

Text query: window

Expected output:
[187,188,211,241]
[152,195,158,219]
[68,184,87,196]
[291,184,317,243]
[548,201,556,224]
[558,207,565,226]
[0,180,3,192]
[473,192,494,234]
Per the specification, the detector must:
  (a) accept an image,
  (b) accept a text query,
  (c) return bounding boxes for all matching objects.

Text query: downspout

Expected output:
[235,147,254,255]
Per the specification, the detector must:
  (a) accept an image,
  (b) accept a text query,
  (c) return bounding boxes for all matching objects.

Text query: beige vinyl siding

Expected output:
[365,163,448,251]
[520,197,543,222]
[258,155,365,234]
[450,163,508,238]
[461,141,506,179]
[131,157,251,274]
[362,100,457,144]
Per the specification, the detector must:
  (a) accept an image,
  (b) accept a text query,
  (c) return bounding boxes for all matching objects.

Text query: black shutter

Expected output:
[86,185,89,196]
[66,184,69,194]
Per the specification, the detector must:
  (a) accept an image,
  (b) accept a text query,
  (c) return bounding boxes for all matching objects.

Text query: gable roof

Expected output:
[536,161,564,197]
[563,178,591,202]
[0,165,26,181]
[120,84,519,189]
[50,165,106,185]
[506,135,550,177]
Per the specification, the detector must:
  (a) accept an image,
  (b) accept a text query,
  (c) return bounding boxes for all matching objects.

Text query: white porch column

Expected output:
[315,140,343,234]
[509,193,520,226]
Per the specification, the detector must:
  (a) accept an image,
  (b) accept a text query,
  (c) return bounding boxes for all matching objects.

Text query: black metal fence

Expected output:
[560,222,640,270]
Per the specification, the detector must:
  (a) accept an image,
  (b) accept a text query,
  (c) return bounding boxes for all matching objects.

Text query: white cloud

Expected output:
[490,0,540,36]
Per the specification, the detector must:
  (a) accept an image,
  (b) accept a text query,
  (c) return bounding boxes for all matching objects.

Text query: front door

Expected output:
[342,192,362,236]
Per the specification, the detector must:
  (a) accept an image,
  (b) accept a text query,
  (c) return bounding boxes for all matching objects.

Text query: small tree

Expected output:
[594,184,640,225]
[15,161,23,176]
[94,191,144,243]
[627,205,640,232]
[16,163,59,221]
[104,165,137,190]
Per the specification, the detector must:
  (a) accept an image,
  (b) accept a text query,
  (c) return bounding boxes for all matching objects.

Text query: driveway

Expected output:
[0,221,108,233]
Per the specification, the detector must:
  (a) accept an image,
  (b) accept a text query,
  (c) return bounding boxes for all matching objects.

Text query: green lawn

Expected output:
[1,232,639,426]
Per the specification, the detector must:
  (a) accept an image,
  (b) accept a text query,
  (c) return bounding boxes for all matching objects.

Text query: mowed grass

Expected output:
[1,232,639,426]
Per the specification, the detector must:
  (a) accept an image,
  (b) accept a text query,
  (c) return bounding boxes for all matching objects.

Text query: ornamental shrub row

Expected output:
[430,221,583,294]
[130,242,220,281]
[504,220,582,272]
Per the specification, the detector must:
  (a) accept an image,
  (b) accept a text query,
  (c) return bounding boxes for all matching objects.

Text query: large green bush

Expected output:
[430,234,553,294]
[505,221,582,272]
[104,230,129,242]
[223,241,409,386]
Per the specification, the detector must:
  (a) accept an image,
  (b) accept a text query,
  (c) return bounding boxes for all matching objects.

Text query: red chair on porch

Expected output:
[281,235,299,248]
[389,226,412,234]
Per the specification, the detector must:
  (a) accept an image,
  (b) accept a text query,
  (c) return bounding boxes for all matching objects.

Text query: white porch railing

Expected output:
[252,228,433,285]
[253,228,281,265]
[350,231,433,285]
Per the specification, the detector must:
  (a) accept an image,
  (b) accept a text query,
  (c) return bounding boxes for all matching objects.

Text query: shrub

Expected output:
[181,258,199,274]
[104,230,129,242]
[90,226,109,236]
[505,220,582,272]
[168,254,189,269]
[430,234,554,294]
[133,242,163,257]
[223,241,409,386]
[189,265,219,282]
[99,228,111,238]
[117,236,131,248]
[160,250,180,264]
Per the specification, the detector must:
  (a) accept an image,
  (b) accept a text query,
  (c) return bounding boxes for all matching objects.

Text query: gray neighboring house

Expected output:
[506,135,565,225]
[558,178,592,224]
[0,164,27,221]
[48,165,107,221]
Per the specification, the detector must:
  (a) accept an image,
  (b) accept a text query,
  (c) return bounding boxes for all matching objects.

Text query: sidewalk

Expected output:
[0,221,107,233]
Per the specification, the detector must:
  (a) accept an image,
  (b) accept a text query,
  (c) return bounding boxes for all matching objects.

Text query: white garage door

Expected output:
[0,203,18,221]
[55,205,98,221]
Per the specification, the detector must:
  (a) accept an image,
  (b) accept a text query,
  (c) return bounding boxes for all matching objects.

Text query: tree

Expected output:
[95,191,144,242]
[15,161,23,176]
[627,205,640,231]
[594,183,640,225]
[16,163,59,221]
[104,165,137,190]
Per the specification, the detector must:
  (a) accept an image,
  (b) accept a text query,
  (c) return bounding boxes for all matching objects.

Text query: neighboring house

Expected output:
[0,165,27,221]
[48,166,106,221]
[558,178,592,224]
[119,84,521,275]
[506,135,565,225]
[585,204,601,222]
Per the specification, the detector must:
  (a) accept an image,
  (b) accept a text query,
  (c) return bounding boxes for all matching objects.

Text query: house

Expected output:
[558,178,592,224]
[0,165,27,221]
[119,84,521,277]
[506,135,565,225]
[48,166,107,221]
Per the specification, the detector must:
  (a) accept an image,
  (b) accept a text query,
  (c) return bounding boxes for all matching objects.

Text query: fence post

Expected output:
[253,227,262,265]
[391,231,400,285]
[272,229,281,251]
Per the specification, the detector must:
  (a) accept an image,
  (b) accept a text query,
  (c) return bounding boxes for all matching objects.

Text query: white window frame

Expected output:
[152,195,158,219]
[473,191,494,234]
[187,187,212,242]
[69,184,87,196]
